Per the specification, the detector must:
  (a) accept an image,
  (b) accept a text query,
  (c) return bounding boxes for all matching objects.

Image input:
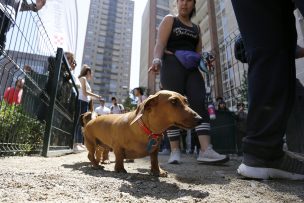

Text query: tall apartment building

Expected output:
[139,0,170,94]
[82,0,134,102]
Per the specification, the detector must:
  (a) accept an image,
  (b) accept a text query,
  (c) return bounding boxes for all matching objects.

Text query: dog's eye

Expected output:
[170,99,178,105]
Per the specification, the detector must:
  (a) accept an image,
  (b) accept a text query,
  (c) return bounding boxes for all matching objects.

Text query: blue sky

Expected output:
[75,0,148,89]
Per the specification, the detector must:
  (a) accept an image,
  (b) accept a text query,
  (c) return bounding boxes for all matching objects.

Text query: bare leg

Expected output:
[169,140,180,151]
[198,135,210,152]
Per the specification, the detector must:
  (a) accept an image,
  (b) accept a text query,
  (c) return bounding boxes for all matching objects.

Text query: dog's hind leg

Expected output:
[114,148,127,173]
[101,148,111,164]
[150,149,168,177]
[84,133,99,168]
[87,145,99,168]
[95,145,102,164]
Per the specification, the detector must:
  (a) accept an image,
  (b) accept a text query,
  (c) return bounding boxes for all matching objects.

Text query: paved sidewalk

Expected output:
[0,152,303,202]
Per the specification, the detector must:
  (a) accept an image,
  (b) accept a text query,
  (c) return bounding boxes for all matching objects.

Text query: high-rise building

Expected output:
[139,0,170,94]
[82,0,134,102]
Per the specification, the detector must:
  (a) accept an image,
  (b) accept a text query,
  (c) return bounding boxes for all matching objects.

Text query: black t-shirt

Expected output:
[166,17,200,52]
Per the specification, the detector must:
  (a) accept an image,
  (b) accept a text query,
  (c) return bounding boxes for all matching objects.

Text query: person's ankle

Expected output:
[171,148,180,152]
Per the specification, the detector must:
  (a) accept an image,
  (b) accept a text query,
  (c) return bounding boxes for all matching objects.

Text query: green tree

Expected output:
[123,92,137,112]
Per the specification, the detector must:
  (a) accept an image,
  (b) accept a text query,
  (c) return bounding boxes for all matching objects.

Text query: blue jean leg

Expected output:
[75,100,89,143]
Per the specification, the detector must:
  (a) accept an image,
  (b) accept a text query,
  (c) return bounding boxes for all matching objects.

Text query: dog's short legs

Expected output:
[86,142,99,168]
[95,146,102,164]
[101,148,111,164]
[150,149,168,177]
[114,148,127,173]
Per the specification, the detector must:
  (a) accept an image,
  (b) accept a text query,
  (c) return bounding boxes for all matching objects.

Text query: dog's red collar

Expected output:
[137,118,162,139]
[137,118,162,153]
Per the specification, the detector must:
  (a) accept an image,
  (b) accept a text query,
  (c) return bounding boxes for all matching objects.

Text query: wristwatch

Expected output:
[152,58,162,66]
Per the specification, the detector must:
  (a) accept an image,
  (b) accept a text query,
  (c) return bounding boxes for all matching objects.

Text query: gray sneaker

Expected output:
[197,145,229,164]
[238,151,304,180]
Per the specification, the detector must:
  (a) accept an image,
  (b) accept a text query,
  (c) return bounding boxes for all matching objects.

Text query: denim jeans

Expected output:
[75,100,89,143]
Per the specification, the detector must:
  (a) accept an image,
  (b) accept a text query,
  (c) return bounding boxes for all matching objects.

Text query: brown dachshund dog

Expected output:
[83,90,202,177]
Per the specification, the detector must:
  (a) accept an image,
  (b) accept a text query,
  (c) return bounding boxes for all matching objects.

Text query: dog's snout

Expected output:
[195,115,203,124]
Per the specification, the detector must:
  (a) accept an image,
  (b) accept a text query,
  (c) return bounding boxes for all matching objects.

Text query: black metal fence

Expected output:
[0,1,78,156]
[205,30,248,111]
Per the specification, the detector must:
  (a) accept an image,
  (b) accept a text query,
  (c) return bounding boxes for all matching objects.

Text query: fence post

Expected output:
[42,48,63,157]
[62,55,79,149]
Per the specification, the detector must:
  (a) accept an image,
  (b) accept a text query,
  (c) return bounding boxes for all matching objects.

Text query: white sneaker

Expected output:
[73,143,85,153]
[159,148,170,155]
[80,144,87,150]
[197,145,229,164]
[168,149,181,164]
[238,152,304,180]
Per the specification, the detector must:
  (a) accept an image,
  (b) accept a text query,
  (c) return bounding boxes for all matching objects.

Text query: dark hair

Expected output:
[15,78,24,87]
[78,64,91,78]
[237,102,245,108]
[111,97,117,101]
[177,0,196,19]
[134,87,143,95]
[216,96,223,102]
[189,0,196,19]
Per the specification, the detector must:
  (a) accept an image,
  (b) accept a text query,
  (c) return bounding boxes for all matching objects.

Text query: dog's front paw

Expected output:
[150,168,168,177]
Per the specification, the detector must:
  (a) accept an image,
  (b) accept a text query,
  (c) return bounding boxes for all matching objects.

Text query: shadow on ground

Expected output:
[62,161,211,200]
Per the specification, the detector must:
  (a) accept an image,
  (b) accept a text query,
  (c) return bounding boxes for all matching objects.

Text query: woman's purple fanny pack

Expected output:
[174,50,201,70]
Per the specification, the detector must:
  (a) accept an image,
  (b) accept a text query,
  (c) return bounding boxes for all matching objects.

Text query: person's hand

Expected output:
[148,58,162,73]
[148,63,161,73]
[36,0,46,10]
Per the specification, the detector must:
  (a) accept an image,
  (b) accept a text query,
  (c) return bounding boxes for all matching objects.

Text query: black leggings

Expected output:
[160,54,210,141]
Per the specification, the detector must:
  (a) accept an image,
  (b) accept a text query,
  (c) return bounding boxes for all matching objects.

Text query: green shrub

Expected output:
[0,101,45,155]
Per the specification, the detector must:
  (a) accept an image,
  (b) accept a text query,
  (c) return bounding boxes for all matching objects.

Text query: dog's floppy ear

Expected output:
[130,94,159,125]
[80,112,92,127]
[79,114,85,127]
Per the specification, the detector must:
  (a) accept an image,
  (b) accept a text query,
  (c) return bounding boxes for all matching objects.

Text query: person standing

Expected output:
[74,65,101,152]
[149,0,228,164]
[231,0,304,179]
[110,97,124,114]
[3,78,24,105]
[95,98,110,116]
[218,101,229,111]
[133,87,147,107]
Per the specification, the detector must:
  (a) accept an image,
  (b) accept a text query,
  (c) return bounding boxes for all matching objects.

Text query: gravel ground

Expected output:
[0,152,303,203]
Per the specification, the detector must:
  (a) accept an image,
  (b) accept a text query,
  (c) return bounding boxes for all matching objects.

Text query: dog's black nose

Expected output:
[195,115,203,124]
